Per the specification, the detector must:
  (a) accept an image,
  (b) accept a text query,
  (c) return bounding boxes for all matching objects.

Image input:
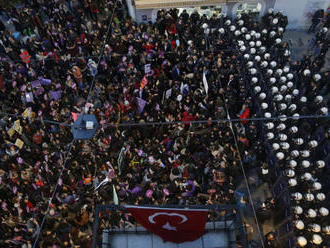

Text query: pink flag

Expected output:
[72,112,79,122]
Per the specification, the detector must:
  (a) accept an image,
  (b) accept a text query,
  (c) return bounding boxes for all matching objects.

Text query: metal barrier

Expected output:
[91,204,248,248]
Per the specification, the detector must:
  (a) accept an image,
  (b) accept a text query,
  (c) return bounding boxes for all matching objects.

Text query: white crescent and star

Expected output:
[148,212,188,231]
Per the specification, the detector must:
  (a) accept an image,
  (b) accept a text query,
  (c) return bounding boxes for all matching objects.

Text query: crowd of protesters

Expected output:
[0,0,329,248]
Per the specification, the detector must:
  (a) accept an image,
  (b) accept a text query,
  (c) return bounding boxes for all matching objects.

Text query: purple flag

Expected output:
[34,87,44,96]
[26,92,34,102]
[136,97,146,114]
[38,77,51,85]
[50,90,62,101]
[31,80,41,88]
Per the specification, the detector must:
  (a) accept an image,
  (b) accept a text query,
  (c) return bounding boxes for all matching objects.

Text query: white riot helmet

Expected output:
[259,92,266,100]
[293,205,303,214]
[322,27,328,33]
[285,169,295,177]
[279,102,287,111]
[313,182,322,190]
[251,77,258,84]
[241,27,247,33]
[279,115,287,121]
[319,207,329,216]
[272,18,279,25]
[270,77,276,84]
[254,55,261,62]
[287,73,294,80]
[259,46,266,53]
[230,25,236,31]
[280,85,287,93]
[313,74,321,81]
[271,86,278,94]
[270,61,277,68]
[270,31,276,37]
[287,81,293,88]
[261,61,268,68]
[238,20,244,26]
[249,41,255,47]
[300,96,307,103]
[312,234,323,245]
[279,133,287,141]
[305,193,314,201]
[234,30,241,36]
[301,150,310,158]
[316,160,325,168]
[297,236,307,247]
[309,140,318,148]
[316,193,325,201]
[264,112,272,118]
[288,178,297,187]
[245,34,251,40]
[247,61,254,67]
[303,69,311,76]
[309,224,321,233]
[265,122,274,129]
[261,102,268,109]
[275,38,281,44]
[284,49,290,56]
[273,143,280,150]
[288,104,297,112]
[202,23,208,29]
[315,95,323,103]
[278,27,284,33]
[244,53,250,59]
[276,69,283,75]
[250,30,256,36]
[301,160,310,168]
[288,160,297,168]
[262,29,268,34]
[293,113,300,119]
[255,33,261,39]
[267,132,274,140]
[321,107,328,114]
[274,94,283,101]
[250,68,257,75]
[285,94,292,101]
[292,193,302,201]
[280,76,287,83]
[256,41,262,47]
[290,126,298,133]
[291,150,299,158]
[240,46,246,52]
[276,152,285,160]
[267,69,273,75]
[307,209,317,218]
[219,28,225,34]
[292,89,299,96]
[225,20,231,26]
[302,172,312,180]
[294,138,304,145]
[282,67,289,74]
[294,220,305,230]
[281,142,290,150]
[264,53,270,60]
[254,86,261,93]
[277,123,286,130]
[250,48,256,54]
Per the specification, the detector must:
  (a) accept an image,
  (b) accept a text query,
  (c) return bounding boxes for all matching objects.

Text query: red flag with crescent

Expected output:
[126,206,208,243]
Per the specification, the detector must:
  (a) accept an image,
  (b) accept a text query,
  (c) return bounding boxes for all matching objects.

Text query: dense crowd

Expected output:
[0,0,329,248]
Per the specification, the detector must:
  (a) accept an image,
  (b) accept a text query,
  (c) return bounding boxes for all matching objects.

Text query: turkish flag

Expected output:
[126,206,208,243]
